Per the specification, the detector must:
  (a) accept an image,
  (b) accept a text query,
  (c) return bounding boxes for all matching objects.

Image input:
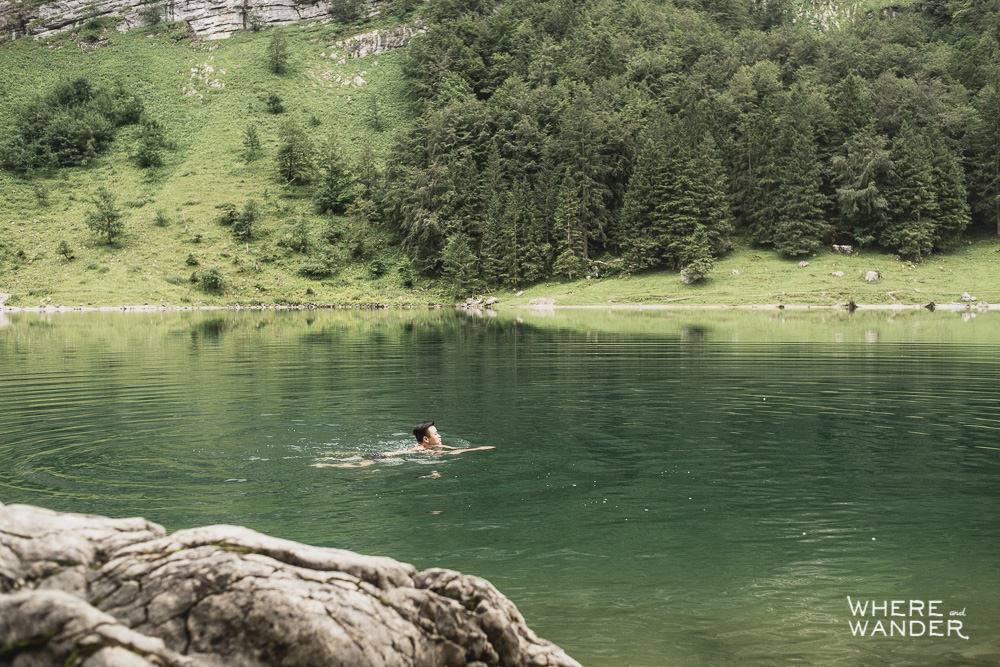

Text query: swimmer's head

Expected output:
[413,421,441,447]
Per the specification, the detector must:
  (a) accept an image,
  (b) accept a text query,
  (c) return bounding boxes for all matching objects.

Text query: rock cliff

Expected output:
[0,0,382,42]
[0,502,580,666]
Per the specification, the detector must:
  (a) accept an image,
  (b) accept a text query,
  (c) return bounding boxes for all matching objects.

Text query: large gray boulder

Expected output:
[0,502,580,667]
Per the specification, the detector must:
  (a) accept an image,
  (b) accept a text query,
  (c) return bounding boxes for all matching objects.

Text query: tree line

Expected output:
[374,0,1000,288]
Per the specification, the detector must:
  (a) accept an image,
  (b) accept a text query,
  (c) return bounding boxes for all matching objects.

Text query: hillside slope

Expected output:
[0,17,433,308]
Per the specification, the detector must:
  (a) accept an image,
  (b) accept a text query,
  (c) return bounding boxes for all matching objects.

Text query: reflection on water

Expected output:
[2,308,1000,665]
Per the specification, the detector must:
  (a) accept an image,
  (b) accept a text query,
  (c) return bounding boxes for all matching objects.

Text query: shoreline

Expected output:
[511,302,998,312]
[1,301,996,314]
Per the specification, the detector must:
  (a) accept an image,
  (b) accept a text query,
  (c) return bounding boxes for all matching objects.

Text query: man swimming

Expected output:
[311,421,492,467]
[398,421,494,455]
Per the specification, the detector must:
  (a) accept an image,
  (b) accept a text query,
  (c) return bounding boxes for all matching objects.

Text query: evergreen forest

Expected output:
[381,0,1000,288]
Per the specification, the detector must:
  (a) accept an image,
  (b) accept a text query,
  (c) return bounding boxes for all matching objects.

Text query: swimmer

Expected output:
[394,421,494,456]
[312,421,493,467]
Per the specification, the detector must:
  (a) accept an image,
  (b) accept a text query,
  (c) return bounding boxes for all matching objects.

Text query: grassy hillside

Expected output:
[0,16,433,308]
[498,234,1000,308]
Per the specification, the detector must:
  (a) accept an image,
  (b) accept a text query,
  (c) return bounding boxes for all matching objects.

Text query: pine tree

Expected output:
[622,116,732,272]
[830,73,874,146]
[927,131,970,249]
[440,233,480,296]
[620,131,663,271]
[519,179,551,283]
[313,133,355,214]
[679,225,714,284]
[275,119,313,185]
[84,187,124,245]
[884,123,938,260]
[833,129,894,247]
[970,83,1000,236]
[267,31,290,75]
[771,111,827,257]
[692,132,735,258]
[553,171,587,279]
[242,124,261,162]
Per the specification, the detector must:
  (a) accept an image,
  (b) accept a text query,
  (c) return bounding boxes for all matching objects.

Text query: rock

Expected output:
[831,271,844,277]
[335,24,427,58]
[484,297,499,307]
[961,292,976,302]
[1,0,418,44]
[0,502,579,667]
[528,297,554,306]
[515,290,524,297]
[863,270,881,282]
[731,269,740,275]
[925,301,936,311]
[798,261,809,268]
[832,244,853,254]
[679,268,696,284]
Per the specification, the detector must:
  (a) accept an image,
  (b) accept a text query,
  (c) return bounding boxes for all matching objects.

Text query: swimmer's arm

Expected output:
[443,446,495,455]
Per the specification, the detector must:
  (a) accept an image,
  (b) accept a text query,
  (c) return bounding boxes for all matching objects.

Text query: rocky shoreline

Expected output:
[1,301,997,314]
[0,502,580,666]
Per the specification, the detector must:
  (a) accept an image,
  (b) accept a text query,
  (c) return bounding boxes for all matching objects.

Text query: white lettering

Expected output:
[872,600,889,615]
[929,620,944,637]
[928,600,943,617]
[909,599,925,616]
[871,620,887,637]
[909,620,926,637]
[890,600,905,616]
[890,620,905,636]
[847,596,869,616]
[849,620,869,636]
[948,619,969,639]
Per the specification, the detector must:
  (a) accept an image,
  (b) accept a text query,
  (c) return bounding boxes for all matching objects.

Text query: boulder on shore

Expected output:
[0,502,580,667]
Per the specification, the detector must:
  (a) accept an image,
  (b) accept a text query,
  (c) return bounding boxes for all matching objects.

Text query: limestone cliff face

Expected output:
[0,0,367,42]
[0,502,580,666]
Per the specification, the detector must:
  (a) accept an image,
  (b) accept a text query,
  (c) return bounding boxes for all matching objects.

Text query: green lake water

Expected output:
[1,307,999,665]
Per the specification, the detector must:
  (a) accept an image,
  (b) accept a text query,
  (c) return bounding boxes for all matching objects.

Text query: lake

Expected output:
[2,307,998,665]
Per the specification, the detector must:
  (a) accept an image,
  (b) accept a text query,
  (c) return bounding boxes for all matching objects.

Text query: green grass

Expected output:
[0,16,441,307]
[496,235,1000,308]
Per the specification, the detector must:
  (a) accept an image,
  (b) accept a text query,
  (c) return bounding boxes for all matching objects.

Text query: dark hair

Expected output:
[413,421,435,442]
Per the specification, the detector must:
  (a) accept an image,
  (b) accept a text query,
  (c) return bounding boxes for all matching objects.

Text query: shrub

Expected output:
[297,260,332,279]
[140,3,163,26]
[396,258,414,287]
[84,187,124,245]
[153,209,170,227]
[58,240,74,260]
[185,253,199,266]
[232,200,259,239]
[242,124,261,162]
[246,7,265,31]
[134,118,167,168]
[265,93,284,114]
[368,257,387,277]
[33,184,50,207]
[276,218,311,253]
[267,31,289,75]
[198,268,224,292]
[0,77,143,171]
[216,204,238,226]
[329,0,364,24]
